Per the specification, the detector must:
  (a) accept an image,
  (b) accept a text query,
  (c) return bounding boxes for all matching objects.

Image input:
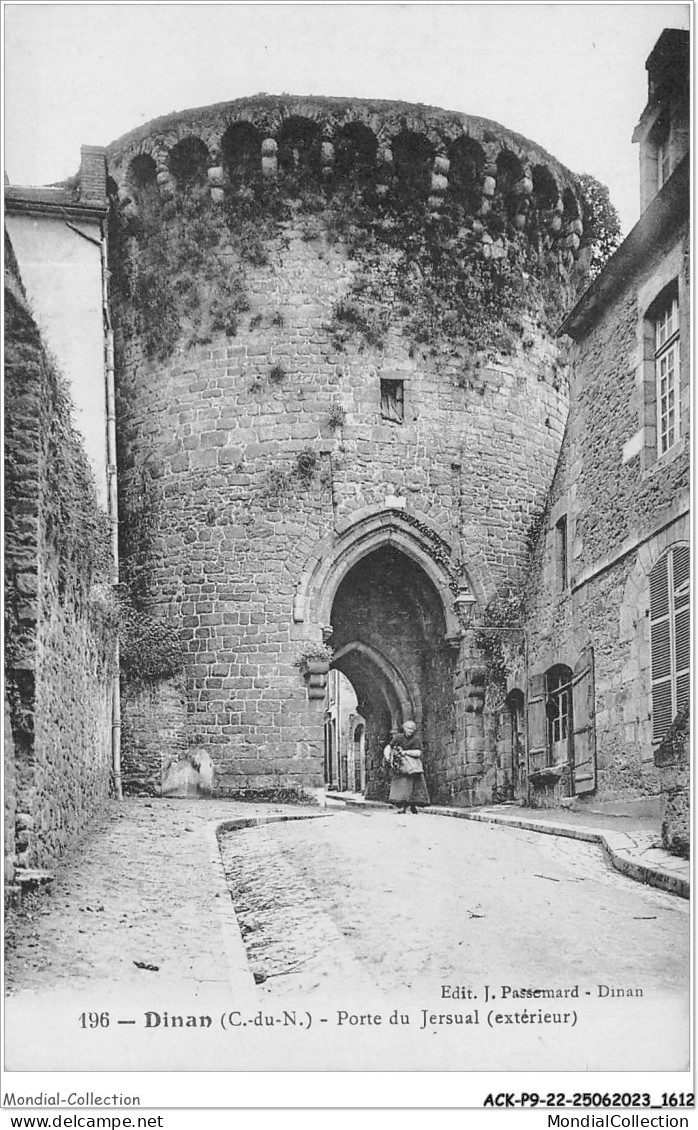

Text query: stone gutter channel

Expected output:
[5,799,686,1013]
[210,813,334,993]
[211,801,687,1002]
[326,796,690,900]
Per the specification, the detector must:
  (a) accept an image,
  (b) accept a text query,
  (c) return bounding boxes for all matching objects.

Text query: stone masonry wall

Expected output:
[121,677,188,795]
[654,705,689,859]
[107,96,587,796]
[4,698,18,885]
[113,223,568,794]
[4,246,117,873]
[570,229,689,573]
[523,217,689,804]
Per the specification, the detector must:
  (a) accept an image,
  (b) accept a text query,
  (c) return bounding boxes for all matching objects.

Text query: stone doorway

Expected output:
[328,545,451,800]
[323,669,366,793]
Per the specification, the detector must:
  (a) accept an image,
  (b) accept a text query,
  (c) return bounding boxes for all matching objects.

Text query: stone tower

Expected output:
[106,95,588,804]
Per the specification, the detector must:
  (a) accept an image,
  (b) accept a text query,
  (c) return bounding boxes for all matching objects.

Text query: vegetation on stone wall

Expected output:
[116,456,184,684]
[110,188,250,360]
[474,591,525,708]
[5,269,119,870]
[110,176,301,362]
[261,445,321,505]
[577,173,622,279]
[5,292,115,675]
[322,185,572,361]
[524,504,550,559]
[294,642,334,668]
[109,156,618,370]
[43,378,114,606]
[118,600,185,683]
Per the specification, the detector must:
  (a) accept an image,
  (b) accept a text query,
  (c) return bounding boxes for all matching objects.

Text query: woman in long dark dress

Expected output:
[384,720,430,814]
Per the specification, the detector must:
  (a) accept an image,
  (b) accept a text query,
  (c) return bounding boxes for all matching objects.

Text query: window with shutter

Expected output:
[545,665,573,766]
[650,544,690,742]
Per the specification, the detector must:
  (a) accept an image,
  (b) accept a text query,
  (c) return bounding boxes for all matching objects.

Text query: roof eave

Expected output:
[558,155,689,340]
[5,194,107,221]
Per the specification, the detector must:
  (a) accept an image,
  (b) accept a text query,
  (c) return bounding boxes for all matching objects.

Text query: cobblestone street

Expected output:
[220,807,689,999]
[4,800,689,1072]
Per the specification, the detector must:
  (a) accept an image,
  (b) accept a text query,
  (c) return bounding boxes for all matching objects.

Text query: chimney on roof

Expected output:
[646,28,690,105]
[633,29,690,215]
[79,145,107,204]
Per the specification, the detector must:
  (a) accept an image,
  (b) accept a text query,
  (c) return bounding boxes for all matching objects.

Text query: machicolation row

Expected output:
[107,96,584,254]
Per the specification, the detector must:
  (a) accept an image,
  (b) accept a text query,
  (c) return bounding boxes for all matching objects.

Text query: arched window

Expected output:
[448,136,485,213]
[221,121,262,181]
[650,544,689,742]
[167,137,210,190]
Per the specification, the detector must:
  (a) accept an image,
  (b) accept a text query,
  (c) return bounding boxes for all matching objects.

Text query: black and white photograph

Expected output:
[2,0,692,1115]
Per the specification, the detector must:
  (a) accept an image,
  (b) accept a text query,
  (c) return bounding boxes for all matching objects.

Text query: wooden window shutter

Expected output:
[527,673,546,772]
[572,645,596,795]
[650,545,690,742]
[673,544,690,715]
[650,553,672,740]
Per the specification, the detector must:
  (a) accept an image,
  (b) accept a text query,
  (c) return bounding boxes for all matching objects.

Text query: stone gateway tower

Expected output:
[106,95,589,804]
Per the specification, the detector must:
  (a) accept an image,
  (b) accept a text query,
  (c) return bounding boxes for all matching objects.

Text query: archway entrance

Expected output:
[324,669,366,793]
[328,544,450,799]
[501,688,525,800]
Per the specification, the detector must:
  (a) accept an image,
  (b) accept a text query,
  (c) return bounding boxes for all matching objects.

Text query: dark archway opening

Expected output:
[221,121,262,183]
[392,130,435,202]
[329,545,452,800]
[334,122,378,187]
[125,154,160,216]
[501,688,525,800]
[495,148,524,224]
[277,116,322,193]
[168,137,210,192]
[324,669,367,793]
[448,136,485,214]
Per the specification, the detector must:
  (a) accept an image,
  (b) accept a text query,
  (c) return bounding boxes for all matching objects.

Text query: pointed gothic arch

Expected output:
[293,506,484,642]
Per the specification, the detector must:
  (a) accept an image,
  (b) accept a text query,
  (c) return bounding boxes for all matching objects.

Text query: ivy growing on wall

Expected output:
[110,188,251,361]
[316,177,589,361]
[116,455,184,684]
[5,287,117,681]
[109,143,617,375]
[576,173,622,279]
[474,591,525,710]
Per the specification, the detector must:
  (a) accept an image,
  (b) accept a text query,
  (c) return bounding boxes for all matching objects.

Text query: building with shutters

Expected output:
[509,29,689,842]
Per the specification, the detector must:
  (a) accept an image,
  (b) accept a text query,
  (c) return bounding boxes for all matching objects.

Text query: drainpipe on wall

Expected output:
[64,215,122,798]
[523,631,530,795]
[100,223,122,801]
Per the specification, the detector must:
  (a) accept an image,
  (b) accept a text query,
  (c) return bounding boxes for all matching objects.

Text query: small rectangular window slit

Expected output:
[380,379,404,423]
